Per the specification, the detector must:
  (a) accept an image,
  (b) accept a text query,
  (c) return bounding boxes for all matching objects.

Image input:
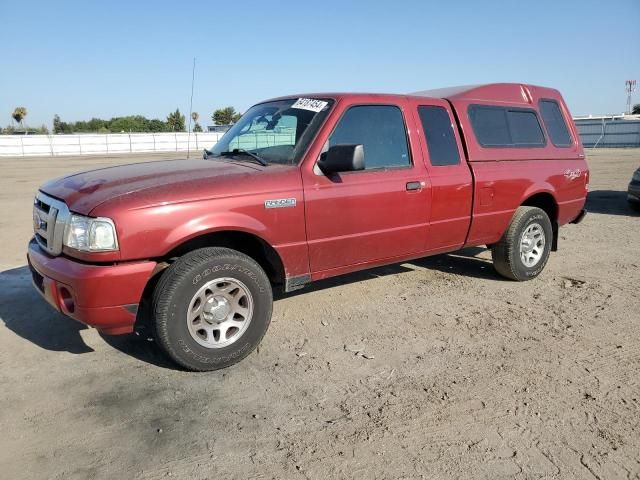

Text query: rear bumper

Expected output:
[27,238,157,335]
[570,208,587,224]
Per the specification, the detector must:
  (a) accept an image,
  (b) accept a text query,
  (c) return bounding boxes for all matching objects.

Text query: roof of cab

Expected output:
[267,83,559,106]
[263,92,408,103]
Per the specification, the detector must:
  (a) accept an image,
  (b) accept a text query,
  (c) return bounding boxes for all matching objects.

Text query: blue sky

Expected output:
[1,0,639,128]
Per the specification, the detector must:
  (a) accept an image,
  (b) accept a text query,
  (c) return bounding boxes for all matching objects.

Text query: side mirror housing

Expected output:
[318,144,364,174]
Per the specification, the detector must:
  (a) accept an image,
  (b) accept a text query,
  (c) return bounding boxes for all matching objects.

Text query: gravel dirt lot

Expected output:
[1,149,639,479]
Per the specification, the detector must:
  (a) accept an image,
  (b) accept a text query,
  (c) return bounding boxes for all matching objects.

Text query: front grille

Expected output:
[33,192,70,256]
[34,197,51,214]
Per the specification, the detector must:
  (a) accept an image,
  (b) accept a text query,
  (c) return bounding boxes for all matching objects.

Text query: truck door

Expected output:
[301,100,430,276]
[412,101,473,252]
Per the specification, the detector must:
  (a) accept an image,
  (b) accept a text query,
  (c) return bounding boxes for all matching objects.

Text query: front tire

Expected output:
[152,247,273,371]
[491,206,552,281]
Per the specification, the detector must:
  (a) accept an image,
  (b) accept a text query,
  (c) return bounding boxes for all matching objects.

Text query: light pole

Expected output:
[187,57,196,158]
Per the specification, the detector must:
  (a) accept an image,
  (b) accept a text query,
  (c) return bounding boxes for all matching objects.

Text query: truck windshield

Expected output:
[209,98,334,165]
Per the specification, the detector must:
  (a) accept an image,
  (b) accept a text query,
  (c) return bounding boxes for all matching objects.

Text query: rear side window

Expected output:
[468,105,546,148]
[417,106,460,166]
[508,110,545,146]
[539,100,572,147]
[468,106,511,146]
[328,105,410,169]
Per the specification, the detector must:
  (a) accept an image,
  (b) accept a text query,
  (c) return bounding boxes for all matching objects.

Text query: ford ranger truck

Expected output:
[28,84,588,371]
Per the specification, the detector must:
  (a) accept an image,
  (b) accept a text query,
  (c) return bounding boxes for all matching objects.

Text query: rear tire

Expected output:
[152,247,273,371]
[491,206,552,281]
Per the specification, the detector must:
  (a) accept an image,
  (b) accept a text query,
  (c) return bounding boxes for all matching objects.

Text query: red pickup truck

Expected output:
[28,83,588,371]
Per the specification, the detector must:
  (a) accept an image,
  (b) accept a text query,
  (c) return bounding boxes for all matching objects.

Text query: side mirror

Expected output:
[317,144,365,174]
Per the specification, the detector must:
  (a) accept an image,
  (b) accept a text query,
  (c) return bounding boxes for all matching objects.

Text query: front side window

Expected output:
[539,100,572,147]
[210,98,334,164]
[469,105,546,148]
[418,106,460,166]
[327,105,410,170]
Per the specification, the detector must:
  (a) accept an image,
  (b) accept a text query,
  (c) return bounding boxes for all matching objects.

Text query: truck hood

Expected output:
[40,158,263,215]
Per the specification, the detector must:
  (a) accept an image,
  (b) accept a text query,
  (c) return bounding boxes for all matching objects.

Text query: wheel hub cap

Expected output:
[186,277,254,349]
[203,296,231,323]
[519,223,545,268]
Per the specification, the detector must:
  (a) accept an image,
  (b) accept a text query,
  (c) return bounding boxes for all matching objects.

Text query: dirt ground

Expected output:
[0,149,639,479]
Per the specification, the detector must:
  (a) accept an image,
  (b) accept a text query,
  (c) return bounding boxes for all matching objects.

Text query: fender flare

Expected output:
[161,211,275,257]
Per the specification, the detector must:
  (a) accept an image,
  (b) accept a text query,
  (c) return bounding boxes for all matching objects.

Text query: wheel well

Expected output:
[521,192,559,251]
[134,231,285,336]
[165,231,285,286]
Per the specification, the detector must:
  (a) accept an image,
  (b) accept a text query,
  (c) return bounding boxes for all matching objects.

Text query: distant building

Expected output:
[574,114,640,148]
[207,125,231,133]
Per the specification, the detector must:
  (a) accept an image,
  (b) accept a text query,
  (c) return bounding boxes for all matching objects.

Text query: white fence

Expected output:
[0,132,224,157]
[574,117,640,148]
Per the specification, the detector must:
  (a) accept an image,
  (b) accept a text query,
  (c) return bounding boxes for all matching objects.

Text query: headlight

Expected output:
[633,170,640,182]
[64,214,118,252]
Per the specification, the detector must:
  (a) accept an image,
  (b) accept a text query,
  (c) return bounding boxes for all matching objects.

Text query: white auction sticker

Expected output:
[291,98,328,112]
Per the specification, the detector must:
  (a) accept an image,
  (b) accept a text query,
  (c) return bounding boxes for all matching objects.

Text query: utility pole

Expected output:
[187,57,196,158]
[625,80,636,115]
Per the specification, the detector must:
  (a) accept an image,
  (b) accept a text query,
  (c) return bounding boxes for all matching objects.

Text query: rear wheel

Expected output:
[152,247,273,371]
[491,206,552,281]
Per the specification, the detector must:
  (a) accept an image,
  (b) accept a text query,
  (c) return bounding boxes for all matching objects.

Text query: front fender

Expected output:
[112,196,309,277]
[162,210,272,255]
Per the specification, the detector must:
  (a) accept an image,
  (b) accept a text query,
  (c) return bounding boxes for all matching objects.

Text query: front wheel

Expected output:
[491,206,552,281]
[152,247,273,371]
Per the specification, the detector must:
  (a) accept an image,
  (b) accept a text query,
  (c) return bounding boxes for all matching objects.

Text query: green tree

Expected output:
[147,118,170,132]
[53,114,62,133]
[633,104,640,115]
[53,114,73,134]
[109,115,149,132]
[166,108,186,131]
[53,114,170,133]
[212,106,240,125]
[193,122,203,132]
[12,107,27,128]
[86,117,108,132]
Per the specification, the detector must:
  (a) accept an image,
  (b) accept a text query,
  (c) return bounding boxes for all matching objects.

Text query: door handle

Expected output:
[406,181,423,191]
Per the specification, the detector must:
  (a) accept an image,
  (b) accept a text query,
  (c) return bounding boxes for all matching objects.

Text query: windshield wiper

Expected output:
[219,149,268,166]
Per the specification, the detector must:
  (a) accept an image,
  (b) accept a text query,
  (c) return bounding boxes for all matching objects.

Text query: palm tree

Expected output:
[12,107,27,129]
[191,112,199,133]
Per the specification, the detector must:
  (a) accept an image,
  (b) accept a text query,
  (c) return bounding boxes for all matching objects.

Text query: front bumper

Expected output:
[628,180,640,204]
[27,238,157,335]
